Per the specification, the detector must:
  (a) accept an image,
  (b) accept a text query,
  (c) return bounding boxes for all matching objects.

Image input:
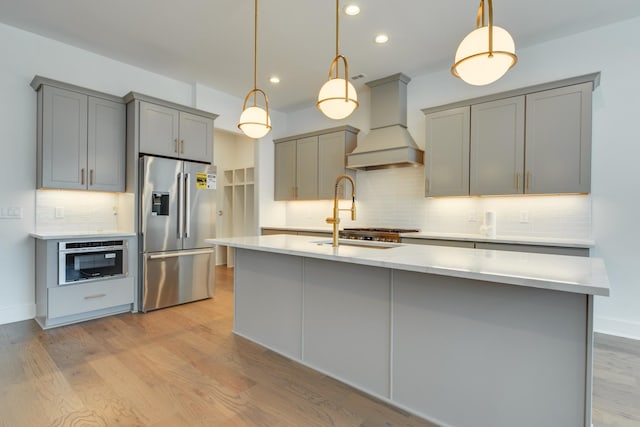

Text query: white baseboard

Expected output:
[595,316,640,341]
[0,303,36,326]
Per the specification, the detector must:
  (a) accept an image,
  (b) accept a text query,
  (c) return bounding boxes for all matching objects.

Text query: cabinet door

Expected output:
[425,106,470,196]
[87,97,125,192]
[296,136,319,200]
[318,131,352,199]
[41,86,88,190]
[179,112,213,163]
[525,83,592,194]
[139,101,180,158]
[470,96,525,195]
[274,140,297,200]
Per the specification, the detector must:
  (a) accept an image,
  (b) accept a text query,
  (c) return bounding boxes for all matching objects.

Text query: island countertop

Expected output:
[206,234,609,296]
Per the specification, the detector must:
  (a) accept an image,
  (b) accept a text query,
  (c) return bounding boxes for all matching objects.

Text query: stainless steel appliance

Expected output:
[340,228,419,243]
[58,239,128,285]
[139,156,216,312]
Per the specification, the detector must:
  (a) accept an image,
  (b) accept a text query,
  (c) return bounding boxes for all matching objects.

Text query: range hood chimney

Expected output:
[347,73,423,170]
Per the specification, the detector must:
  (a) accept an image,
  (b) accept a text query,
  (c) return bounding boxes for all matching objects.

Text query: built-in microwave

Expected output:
[58,240,128,285]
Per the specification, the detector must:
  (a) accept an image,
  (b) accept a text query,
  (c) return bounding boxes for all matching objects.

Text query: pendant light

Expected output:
[451,0,517,86]
[238,0,272,139]
[317,0,359,120]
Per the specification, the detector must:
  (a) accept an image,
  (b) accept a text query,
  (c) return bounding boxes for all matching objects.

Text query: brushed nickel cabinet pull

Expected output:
[81,168,85,185]
[515,173,520,191]
[181,139,185,154]
[90,169,94,186]
[84,293,106,300]
[526,172,531,191]
[175,138,179,153]
[426,178,430,193]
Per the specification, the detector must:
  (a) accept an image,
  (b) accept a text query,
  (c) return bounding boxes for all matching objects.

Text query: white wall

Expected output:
[274,18,640,339]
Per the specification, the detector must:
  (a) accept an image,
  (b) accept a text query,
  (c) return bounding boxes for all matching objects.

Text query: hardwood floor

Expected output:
[1,266,638,427]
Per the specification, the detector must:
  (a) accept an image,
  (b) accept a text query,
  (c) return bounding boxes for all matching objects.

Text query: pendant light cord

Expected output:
[252,0,258,105]
[334,0,339,78]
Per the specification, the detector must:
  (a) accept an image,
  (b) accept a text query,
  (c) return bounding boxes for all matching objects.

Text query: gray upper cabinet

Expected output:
[274,140,297,200]
[470,96,525,196]
[318,131,357,199]
[33,77,125,192]
[88,97,126,191]
[296,136,319,200]
[424,106,470,197]
[139,100,213,163]
[422,73,598,196]
[139,102,179,158]
[525,82,592,194]
[274,126,359,201]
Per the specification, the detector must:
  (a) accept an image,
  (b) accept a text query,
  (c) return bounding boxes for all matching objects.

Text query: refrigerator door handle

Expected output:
[185,173,191,238]
[177,172,184,239]
[148,249,214,260]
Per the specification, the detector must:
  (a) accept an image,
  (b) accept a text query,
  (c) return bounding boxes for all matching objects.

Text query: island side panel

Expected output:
[302,258,391,398]
[392,270,589,427]
[234,248,303,359]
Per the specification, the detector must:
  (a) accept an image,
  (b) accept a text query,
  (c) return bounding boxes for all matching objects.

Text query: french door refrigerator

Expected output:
[139,155,216,312]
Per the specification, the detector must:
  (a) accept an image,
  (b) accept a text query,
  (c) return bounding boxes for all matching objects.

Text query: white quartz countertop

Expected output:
[207,234,609,297]
[30,231,136,240]
[260,226,594,248]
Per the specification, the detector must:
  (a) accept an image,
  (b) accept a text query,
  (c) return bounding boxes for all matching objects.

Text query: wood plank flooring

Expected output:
[1,266,638,427]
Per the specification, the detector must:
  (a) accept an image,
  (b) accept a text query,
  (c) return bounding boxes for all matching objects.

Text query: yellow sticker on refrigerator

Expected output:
[196,173,208,189]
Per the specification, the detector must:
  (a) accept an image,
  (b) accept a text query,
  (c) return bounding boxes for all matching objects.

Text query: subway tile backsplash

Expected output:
[35,190,132,233]
[284,167,591,239]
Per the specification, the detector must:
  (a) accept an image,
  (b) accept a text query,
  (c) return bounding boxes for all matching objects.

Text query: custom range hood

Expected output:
[347,73,423,170]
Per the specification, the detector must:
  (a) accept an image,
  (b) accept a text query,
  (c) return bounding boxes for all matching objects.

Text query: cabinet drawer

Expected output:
[48,276,134,318]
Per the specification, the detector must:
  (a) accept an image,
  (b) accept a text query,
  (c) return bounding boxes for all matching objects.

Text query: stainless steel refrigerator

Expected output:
[139,155,216,312]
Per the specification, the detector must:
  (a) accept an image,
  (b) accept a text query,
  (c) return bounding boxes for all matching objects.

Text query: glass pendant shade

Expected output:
[238,105,271,139]
[317,77,358,120]
[452,26,516,86]
[451,0,517,86]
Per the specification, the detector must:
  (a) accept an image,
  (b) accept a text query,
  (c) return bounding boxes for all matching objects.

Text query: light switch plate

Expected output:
[55,207,65,218]
[0,207,23,219]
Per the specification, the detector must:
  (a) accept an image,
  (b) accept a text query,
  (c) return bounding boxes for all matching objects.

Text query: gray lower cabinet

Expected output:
[274,126,359,201]
[139,101,213,163]
[423,74,598,196]
[33,77,125,192]
[34,238,136,329]
[424,106,470,197]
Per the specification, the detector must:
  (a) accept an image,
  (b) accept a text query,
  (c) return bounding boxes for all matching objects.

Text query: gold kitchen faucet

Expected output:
[326,174,356,247]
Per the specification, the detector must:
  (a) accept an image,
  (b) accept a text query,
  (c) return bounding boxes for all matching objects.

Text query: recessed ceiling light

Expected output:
[374,34,389,44]
[344,4,360,16]
[269,76,280,84]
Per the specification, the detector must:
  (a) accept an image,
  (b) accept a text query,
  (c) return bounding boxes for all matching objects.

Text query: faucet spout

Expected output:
[325,174,356,247]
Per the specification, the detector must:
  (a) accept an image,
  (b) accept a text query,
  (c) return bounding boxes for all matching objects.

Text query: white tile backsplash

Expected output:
[35,190,126,233]
[283,167,591,239]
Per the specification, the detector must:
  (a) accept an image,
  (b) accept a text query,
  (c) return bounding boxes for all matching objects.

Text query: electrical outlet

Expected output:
[55,207,65,219]
[467,210,478,222]
[519,210,529,224]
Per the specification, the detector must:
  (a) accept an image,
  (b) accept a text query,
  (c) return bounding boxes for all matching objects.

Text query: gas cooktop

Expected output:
[340,228,420,243]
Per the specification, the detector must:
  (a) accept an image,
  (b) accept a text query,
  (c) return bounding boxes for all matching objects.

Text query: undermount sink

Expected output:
[313,239,402,249]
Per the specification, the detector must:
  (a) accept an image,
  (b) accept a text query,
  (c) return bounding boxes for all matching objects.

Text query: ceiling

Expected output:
[1,0,639,111]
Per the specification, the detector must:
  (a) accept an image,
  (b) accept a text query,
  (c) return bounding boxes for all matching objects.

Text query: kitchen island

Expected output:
[205,234,609,427]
